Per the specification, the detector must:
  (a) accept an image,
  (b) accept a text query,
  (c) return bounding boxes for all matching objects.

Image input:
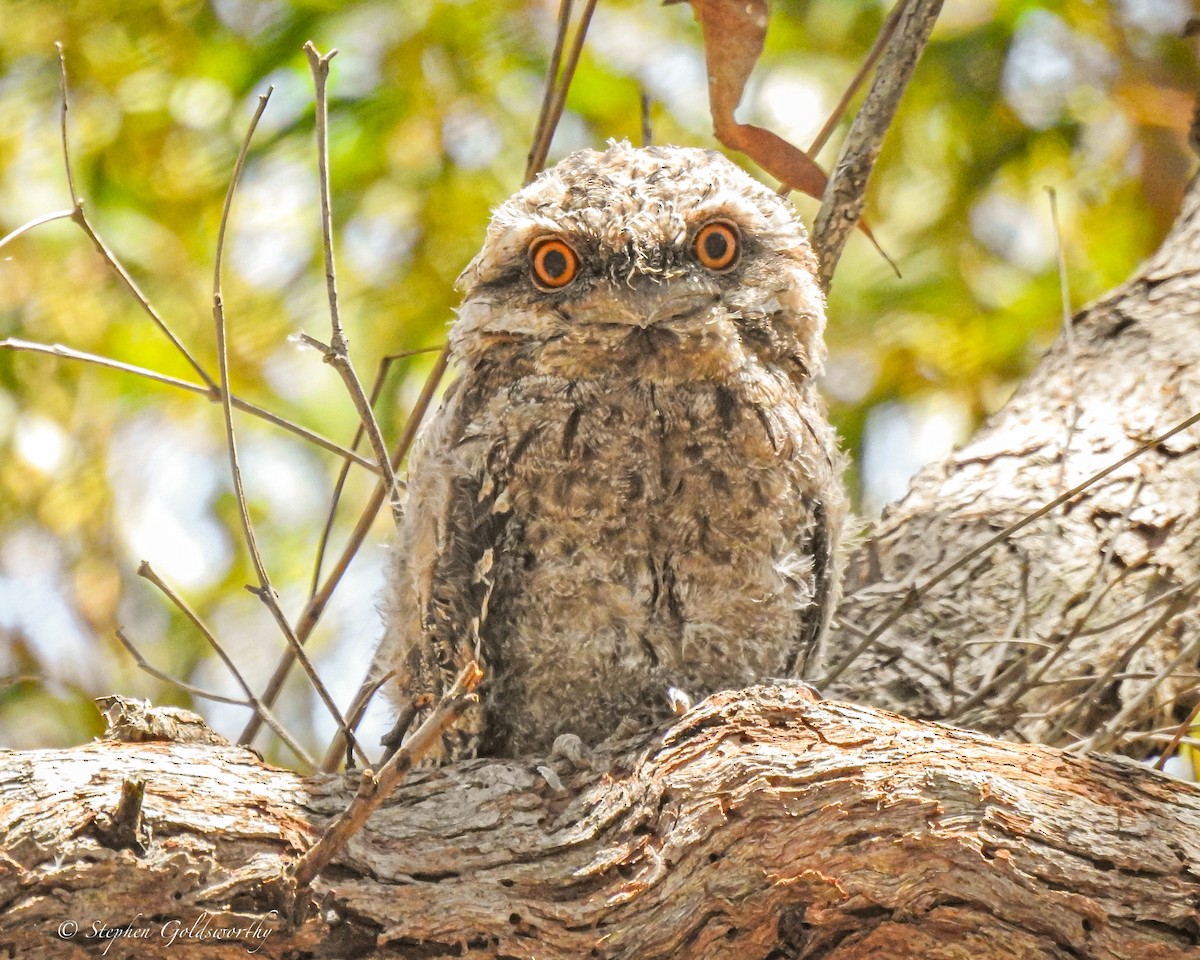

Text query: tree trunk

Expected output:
[2,686,1199,960]
[824,170,1200,756]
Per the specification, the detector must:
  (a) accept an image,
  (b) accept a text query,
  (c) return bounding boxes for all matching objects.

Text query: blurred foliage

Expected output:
[0,0,1194,756]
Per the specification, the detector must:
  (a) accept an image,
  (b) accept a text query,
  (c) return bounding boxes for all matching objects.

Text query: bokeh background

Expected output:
[0,0,1195,759]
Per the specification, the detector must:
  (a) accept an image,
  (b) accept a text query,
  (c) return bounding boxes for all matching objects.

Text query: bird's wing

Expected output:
[377,374,517,765]
[785,498,834,678]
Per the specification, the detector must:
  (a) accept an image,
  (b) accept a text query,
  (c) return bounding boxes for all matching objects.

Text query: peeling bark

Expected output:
[2,686,1199,959]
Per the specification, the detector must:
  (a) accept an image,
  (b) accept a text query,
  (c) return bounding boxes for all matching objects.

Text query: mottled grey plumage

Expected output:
[375,142,845,763]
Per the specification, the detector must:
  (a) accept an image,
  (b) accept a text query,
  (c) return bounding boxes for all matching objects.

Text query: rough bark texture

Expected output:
[2,686,1199,960]
[824,172,1200,753]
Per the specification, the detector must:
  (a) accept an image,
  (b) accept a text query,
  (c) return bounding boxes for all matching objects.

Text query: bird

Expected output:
[373,141,845,765]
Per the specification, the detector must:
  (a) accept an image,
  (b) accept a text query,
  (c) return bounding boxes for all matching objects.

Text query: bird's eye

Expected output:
[694,220,740,272]
[529,237,579,290]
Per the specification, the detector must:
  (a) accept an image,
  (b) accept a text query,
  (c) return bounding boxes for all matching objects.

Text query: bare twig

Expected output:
[114,629,250,707]
[956,484,1145,726]
[811,0,942,289]
[241,343,453,755]
[778,0,907,197]
[985,485,1144,717]
[301,42,401,524]
[135,563,315,769]
[290,661,483,896]
[1076,626,1200,754]
[0,337,374,469]
[1154,698,1200,772]
[0,210,75,251]
[1047,187,1081,490]
[526,0,575,183]
[249,0,596,755]
[1045,573,1200,744]
[49,43,376,465]
[640,87,653,147]
[821,406,1200,687]
[55,43,79,204]
[295,333,401,521]
[328,671,393,771]
[212,88,367,768]
[55,44,215,390]
[309,349,433,597]
[525,0,599,184]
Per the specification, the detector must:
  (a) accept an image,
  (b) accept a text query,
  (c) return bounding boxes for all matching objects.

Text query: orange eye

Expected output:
[694,220,740,272]
[529,237,579,290]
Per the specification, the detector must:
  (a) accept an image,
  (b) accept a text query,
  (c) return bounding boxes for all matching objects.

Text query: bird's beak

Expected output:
[568,280,717,329]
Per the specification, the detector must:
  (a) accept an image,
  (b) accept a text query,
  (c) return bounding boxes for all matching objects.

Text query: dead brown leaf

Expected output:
[668,0,893,269]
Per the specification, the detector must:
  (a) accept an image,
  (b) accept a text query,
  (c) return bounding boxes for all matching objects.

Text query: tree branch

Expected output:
[2,687,1197,959]
[812,0,943,288]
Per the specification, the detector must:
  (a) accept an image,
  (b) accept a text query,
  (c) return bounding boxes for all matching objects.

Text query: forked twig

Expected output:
[115,629,250,706]
[35,46,376,469]
[1154,698,1200,772]
[777,0,908,201]
[290,662,482,898]
[0,337,374,469]
[135,563,315,768]
[0,210,75,251]
[249,1,598,760]
[527,0,574,181]
[242,343,453,755]
[300,42,401,524]
[212,87,367,768]
[56,44,214,390]
[525,0,599,185]
[308,348,439,596]
[1076,627,1200,754]
[1044,573,1200,744]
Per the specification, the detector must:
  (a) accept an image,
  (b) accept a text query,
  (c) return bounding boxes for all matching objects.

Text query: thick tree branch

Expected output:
[2,687,1198,959]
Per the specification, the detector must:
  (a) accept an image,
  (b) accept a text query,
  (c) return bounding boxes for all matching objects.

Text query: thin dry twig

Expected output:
[0,337,374,469]
[56,43,214,390]
[956,484,1145,726]
[290,661,483,896]
[640,87,653,147]
[309,349,435,597]
[135,562,315,769]
[525,0,599,185]
[39,46,377,467]
[978,487,1144,720]
[526,0,576,183]
[1075,626,1200,754]
[1044,573,1200,745]
[812,0,942,289]
[211,87,367,768]
[301,42,401,524]
[0,210,75,251]
[778,0,908,200]
[822,407,1200,687]
[1154,698,1200,771]
[1047,186,1081,490]
[243,343,453,755]
[250,0,596,760]
[55,42,78,204]
[114,629,249,707]
[331,671,393,771]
